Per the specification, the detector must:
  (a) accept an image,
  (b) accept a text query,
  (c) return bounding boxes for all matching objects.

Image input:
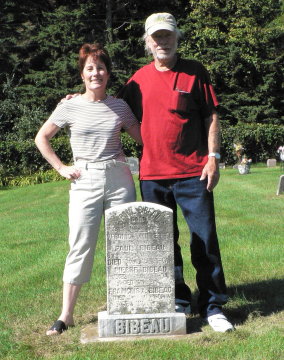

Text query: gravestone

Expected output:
[126,157,139,174]
[267,159,277,167]
[98,202,186,338]
[276,175,284,195]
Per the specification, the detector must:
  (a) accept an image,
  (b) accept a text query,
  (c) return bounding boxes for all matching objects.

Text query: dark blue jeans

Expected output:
[140,177,228,317]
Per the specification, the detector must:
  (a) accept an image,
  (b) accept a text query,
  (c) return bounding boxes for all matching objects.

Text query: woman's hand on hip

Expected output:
[58,165,81,180]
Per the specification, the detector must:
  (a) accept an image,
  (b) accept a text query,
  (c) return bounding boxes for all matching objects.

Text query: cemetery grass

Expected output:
[0,167,283,360]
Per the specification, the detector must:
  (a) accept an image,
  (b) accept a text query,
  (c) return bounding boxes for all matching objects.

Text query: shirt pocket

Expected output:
[169,90,199,117]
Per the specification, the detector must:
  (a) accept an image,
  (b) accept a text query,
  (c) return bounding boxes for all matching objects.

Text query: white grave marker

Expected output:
[98,202,186,338]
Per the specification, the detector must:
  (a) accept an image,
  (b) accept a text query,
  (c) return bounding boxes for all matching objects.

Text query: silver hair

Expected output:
[143,29,182,55]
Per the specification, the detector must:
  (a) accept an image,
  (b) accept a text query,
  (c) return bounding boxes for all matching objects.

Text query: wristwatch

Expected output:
[208,152,221,160]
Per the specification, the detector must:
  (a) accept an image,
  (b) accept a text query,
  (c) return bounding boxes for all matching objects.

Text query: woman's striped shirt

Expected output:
[48,95,138,162]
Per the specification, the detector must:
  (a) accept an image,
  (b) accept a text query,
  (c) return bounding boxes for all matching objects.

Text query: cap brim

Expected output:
[147,24,176,35]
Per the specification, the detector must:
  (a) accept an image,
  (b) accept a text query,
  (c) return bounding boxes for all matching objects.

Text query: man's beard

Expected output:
[148,42,178,60]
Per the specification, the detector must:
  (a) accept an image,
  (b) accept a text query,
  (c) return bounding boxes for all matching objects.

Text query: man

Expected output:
[118,12,234,332]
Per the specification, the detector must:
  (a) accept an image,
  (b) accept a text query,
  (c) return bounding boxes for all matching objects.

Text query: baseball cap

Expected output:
[145,13,177,36]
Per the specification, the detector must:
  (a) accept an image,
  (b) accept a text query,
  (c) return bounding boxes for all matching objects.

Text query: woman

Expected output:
[35,43,142,335]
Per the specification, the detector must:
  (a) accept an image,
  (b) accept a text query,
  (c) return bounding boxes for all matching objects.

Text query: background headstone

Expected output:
[98,202,186,338]
[276,175,284,195]
[267,159,277,167]
[126,157,139,174]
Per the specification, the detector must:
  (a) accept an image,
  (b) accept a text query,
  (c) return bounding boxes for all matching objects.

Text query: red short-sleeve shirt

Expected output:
[118,58,219,180]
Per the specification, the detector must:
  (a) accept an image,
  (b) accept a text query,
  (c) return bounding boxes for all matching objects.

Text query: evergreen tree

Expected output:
[179,0,284,125]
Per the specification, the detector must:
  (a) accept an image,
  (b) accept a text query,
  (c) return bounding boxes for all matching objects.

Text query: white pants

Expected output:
[63,160,136,285]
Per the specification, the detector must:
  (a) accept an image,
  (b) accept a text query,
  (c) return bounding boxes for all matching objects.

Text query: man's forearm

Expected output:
[205,111,221,153]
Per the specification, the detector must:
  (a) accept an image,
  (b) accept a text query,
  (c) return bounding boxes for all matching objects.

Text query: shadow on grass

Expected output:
[184,278,284,334]
[226,278,284,325]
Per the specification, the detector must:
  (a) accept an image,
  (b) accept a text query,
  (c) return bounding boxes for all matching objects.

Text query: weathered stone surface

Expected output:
[126,157,139,174]
[267,159,277,167]
[105,202,175,315]
[276,175,284,195]
[98,311,186,337]
[96,202,186,339]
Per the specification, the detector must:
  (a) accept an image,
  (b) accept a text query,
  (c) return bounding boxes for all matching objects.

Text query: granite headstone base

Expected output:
[98,311,186,338]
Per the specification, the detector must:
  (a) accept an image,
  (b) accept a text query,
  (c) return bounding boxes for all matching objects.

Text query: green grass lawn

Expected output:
[0,167,283,360]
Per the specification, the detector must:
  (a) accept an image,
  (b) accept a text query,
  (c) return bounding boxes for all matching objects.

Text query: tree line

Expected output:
[0,0,283,179]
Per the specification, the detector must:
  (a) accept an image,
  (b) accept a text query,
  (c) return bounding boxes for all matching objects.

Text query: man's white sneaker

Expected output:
[207,314,235,332]
[175,299,191,315]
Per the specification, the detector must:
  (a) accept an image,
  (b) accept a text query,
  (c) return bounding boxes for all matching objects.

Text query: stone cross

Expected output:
[98,202,186,338]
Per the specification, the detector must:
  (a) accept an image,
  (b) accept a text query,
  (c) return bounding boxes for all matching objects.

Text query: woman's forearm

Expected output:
[35,134,64,171]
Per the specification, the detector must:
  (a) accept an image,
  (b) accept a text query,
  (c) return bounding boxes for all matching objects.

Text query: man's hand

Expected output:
[200,158,220,192]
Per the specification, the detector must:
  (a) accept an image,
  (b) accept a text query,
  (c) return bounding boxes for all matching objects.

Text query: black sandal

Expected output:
[48,320,68,334]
